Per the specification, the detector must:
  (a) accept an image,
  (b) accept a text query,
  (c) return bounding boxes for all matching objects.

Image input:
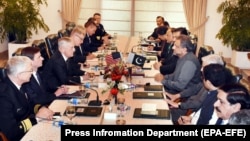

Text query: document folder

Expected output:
[144,85,163,91]
[64,106,103,117]
[133,108,170,119]
[57,91,90,99]
[133,92,164,99]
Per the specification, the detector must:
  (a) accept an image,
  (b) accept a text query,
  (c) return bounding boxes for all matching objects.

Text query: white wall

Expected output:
[30,0,62,42]
[205,0,232,58]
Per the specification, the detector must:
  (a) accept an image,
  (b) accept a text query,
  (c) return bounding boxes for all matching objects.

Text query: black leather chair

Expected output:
[45,34,59,56]
[189,34,198,54]
[12,47,25,56]
[233,74,243,83]
[197,45,214,65]
[65,22,76,35]
[32,39,50,71]
[58,29,69,38]
[0,67,6,81]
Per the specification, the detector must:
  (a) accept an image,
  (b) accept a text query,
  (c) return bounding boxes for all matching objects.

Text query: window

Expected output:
[79,0,187,38]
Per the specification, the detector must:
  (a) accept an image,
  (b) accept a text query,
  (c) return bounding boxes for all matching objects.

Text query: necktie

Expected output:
[36,72,42,85]
[215,118,223,125]
[79,46,83,55]
[66,59,70,70]
[20,87,28,100]
[88,36,91,43]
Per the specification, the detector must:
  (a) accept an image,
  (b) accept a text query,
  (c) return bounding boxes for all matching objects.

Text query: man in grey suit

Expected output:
[155,35,201,95]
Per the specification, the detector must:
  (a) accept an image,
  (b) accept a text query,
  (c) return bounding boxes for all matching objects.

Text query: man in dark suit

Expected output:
[42,37,89,93]
[93,13,110,45]
[153,27,188,75]
[68,25,96,77]
[214,84,250,125]
[178,64,234,125]
[148,16,165,41]
[0,56,54,141]
[81,18,106,53]
[21,47,68,106]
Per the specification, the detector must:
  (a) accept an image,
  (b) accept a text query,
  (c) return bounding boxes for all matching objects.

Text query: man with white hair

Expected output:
[42,37,89,92]
[0,56,54,141]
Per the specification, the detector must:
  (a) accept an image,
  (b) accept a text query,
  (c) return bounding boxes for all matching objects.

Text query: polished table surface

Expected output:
[21,77,172,141]
[21,46,170,140]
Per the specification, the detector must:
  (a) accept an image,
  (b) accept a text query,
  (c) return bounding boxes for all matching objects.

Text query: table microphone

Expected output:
[69,80,102,106]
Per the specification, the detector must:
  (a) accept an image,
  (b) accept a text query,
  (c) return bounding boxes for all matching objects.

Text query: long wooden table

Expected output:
[21,47,171,140]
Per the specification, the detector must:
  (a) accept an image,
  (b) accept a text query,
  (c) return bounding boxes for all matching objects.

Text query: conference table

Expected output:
[21,39,172,141]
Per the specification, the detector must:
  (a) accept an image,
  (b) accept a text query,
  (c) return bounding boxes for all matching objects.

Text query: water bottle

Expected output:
[68,98,81,105]
[53,120,65,127]
[84,82,98,88]
[109,98,115,112]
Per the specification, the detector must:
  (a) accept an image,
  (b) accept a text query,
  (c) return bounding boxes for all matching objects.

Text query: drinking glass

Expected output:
[88,73,96,82]
[98,57,104,67]
[65,106,76,124]
[117,98,126,117]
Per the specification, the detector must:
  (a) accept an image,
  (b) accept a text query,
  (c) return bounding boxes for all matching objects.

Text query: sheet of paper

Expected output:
[104,112,117,120]
[142,103,156,112]
[144,70,159,77]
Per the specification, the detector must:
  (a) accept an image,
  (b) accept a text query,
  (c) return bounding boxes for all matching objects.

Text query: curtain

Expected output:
[182,0,209,55]
[61,0,82,27]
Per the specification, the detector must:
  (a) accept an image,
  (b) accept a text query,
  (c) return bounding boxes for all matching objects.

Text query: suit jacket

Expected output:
[170,82,205,123]
[148,27,158,40]
[160,43,178,75]
[93,23,107,45]
[66,46,87,76]
[81,34,101,53]
[73,46,87,63]
[0,77,37,141]
[42,51,81,92]
[196,90,218,125]
[22,72,56,106]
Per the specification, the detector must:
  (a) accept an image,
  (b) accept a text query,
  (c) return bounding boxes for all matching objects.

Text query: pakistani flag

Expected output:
[127,53,146,67]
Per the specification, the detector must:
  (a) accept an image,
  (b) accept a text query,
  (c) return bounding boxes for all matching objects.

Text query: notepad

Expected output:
[64,106,103,117]
[57,91,90,99]
[133,108,170,119]
[144,70,159,78]
[133,92,164,99]
[144,85,163,91]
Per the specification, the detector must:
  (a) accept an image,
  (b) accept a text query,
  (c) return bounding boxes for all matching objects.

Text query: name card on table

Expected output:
[104,112,117,120]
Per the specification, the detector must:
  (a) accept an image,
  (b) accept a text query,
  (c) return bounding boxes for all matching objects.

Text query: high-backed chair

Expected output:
[45,34,59,56]
[197,45,214,65]
[189,34,198,54]
[0,67,6,81]
[58,29,69,38]
[225,63,243,84]
[32,39,50,71]
[65,22,76,35]
[233,74,243,83]
[12,47,25,56]
[240,78,250,92]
